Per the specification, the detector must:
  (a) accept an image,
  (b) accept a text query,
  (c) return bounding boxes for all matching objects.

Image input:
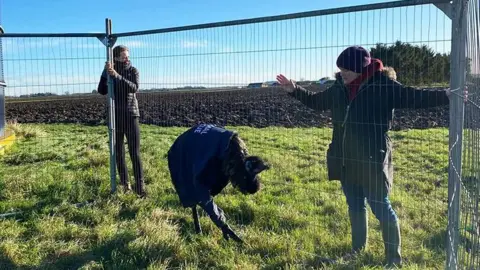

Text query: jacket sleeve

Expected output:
[97,70,108,95]
[389,82,450,109]
[113,67,139,94]
[288,84,333,111]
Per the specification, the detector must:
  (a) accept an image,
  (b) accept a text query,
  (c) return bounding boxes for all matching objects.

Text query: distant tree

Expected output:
[370,41,451,86]
[92,89,98,94]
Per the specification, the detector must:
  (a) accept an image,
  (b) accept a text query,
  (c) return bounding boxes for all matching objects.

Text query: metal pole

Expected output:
[105,18,117,193]
[446,0,469,269]
[0,24,5,139]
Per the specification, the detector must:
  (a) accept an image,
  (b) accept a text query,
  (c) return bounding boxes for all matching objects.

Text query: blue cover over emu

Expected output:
[167,124,236,208]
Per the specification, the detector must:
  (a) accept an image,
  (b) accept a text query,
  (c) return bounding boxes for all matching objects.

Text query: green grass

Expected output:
[0,123,454,269]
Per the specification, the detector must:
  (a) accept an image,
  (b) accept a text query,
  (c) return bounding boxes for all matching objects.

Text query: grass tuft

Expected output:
[6,120,47,139]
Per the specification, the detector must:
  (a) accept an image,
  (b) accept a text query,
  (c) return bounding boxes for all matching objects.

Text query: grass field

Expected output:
[0,123,452,269]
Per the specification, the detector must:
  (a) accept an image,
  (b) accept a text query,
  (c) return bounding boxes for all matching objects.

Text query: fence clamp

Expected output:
[97,35,117,48]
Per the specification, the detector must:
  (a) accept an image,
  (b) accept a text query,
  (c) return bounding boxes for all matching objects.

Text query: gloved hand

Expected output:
[221,224,244,243]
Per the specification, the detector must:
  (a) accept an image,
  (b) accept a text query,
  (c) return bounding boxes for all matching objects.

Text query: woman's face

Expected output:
[339,68,361,84]
[115,50,130,64]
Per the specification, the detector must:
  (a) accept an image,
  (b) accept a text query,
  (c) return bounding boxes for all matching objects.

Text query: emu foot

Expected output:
[221,224,243,243]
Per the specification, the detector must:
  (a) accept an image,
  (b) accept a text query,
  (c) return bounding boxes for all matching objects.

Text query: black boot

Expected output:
[134,178,146,197]
[118,172,131,192]
[381,220,402,268]
[341,210,368,262]
[350,210,368,253]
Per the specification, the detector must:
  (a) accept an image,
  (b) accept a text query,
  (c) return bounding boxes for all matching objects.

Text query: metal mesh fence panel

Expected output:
[456,0,480,268]
[0,0,475,269]
[0,9,5,138]
[0,36,116,261]
[111,1,453,268]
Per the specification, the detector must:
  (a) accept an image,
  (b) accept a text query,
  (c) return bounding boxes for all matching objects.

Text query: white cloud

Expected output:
[4,72,103,97]
[73,43,104,49]
[120,40,149,48]
[72,39,149,49]
[1,38,63,55]
[219,47,234,53]
[180,40,208,48]
[1,37,149,52]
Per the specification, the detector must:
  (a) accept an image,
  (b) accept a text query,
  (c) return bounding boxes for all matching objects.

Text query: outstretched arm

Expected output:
[289,84,333,111]
[277,74,332,111]
[389,81,450,109]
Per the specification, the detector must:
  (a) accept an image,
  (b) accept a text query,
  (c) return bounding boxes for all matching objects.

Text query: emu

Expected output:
[167,123,270,243]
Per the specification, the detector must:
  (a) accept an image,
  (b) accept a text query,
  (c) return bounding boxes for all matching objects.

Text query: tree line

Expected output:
[370,41,473,86]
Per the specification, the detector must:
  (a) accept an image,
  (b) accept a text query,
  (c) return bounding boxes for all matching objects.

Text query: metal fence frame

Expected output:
[0,24,5,138]
[0,0,475,268]
[447,0,469,268]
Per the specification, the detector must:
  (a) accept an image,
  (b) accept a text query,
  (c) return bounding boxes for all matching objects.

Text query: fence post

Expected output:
[446,0,469,269]
[0,25,5,139]
[105,18,117,193]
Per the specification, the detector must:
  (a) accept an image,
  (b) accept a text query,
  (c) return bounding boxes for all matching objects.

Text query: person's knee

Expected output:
[127,141,141,159]
[348,201,367,213]
[342,183,367,213]
[345,193,367,213]
[369,196,398,223]
[115,138,125,151]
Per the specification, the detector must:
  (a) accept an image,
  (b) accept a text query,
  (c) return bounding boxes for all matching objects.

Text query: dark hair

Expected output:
[113,45,129,58]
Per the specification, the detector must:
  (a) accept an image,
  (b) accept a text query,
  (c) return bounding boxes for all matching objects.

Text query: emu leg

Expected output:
[192,206,202,234]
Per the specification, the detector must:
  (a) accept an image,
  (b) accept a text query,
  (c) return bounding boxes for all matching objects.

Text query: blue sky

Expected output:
[0,0,464,96]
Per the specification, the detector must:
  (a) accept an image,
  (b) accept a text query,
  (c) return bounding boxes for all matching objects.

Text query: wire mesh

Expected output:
[3,37,107,122]
[457,0,480,268]
[111,2,452,268]
[0,2,5,138]
[0,0,476,269]
[0,42,4,139]
[0,36,112,238]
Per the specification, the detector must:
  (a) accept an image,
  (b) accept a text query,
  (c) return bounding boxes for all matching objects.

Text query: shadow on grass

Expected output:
[425,229,446,253]
[220,201,256,227]
[36,231,137,270]
[5,189,97,222]
[301,248,383,270]
[118,205,140,221]
[0,250,17,270]
[0,234,139,270]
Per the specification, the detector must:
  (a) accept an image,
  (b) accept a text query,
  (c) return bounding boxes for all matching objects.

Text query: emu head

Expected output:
[230,156,270,195]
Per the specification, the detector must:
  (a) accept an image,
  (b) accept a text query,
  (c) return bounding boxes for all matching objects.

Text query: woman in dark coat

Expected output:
[97,45,145,197]
[277,46,453,267]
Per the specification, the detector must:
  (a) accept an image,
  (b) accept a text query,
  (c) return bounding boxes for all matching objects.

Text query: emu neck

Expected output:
[222,135,248,178]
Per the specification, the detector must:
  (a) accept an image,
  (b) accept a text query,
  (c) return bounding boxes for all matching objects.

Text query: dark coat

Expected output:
[289,69,450,199]
[167,124,236,208]
[97,64,141,124]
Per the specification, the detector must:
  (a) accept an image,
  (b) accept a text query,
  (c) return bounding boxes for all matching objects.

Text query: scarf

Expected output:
[346,58,384,101]
[113,60,131,74]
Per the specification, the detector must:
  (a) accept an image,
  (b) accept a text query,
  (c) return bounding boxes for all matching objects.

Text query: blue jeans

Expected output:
[341,180,402,265]
[341,180,398,224]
